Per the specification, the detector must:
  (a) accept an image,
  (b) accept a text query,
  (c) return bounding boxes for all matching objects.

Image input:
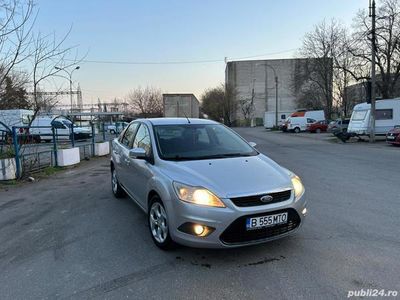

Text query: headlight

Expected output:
[173,182,226,208]
[291,175,305,201]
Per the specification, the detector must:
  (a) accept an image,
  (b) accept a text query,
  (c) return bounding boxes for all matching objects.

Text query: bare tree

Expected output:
[237,87,255,126]
[29,28,80,122]
[348,0,400,99]
[200,83,237,125]
[298,20,341,118]
[0,0,35,86]
[127,86,163,117]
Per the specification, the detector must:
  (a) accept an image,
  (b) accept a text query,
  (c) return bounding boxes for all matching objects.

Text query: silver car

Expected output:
[111,118,307,249]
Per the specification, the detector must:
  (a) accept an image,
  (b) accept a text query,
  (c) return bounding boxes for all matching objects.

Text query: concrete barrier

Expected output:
[0,158,17,180]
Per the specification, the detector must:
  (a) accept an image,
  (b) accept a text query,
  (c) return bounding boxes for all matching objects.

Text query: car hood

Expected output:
[388,128,400,134]
[159,154,293,198]
[74,127,91,133]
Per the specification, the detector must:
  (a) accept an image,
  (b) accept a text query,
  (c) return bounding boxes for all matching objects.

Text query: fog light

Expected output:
[193,224,205,236]
[178,222,215,237]
[302,208,307,216]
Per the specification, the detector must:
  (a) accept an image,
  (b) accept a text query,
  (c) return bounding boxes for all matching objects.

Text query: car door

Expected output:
[125,123,154,208]
[114,122,139,188]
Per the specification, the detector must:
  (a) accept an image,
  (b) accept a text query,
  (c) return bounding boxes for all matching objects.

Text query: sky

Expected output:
[35,0,366,105]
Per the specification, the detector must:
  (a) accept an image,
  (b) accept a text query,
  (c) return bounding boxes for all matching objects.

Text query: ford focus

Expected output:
[111,118,307,249]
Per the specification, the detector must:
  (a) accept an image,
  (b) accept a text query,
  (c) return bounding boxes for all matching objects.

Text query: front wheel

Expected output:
[148,196,176,250]
[111,168,126,198]
[294,127,300,133]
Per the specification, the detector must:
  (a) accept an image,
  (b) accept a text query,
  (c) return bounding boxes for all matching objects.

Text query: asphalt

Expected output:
[0,128,399,299]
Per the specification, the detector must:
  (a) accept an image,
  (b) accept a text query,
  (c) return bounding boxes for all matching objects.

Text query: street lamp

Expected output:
[255,63,279,128]
[55,66,80,112]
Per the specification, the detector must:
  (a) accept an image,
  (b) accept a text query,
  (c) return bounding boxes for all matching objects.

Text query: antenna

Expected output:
[183,111,191,124]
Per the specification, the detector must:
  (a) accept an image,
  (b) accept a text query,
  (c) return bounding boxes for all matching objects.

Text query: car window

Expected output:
[307,118,316,123]
[120,123,139,147]
[51,120,66,129]
[376,109,393,120]
[132,124,151,156]
[343,120,350,124]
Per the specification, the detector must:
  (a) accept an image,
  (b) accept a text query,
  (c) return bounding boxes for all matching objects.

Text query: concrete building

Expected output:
[225,58,332,125]
[163,94,200,118]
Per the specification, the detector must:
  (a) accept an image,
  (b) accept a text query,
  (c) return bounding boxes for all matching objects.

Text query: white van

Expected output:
[348,98,400,136]
[304,110,325,121]
[286,117,316,133]
[30,116,92,142]
[0,109,35,141]
[263,111,292,129]
[0,109,34,131]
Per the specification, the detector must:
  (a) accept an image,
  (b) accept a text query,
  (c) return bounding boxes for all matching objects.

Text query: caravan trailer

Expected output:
[347,99,400,136]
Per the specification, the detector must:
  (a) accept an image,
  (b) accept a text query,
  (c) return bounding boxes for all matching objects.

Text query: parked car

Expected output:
[348,99,400,136]
[307,120,328,133]
[30,116,92,142]
[328,118,350,133]
[111,118,307,249]
[286,117,316,133]
[386,125,400,145]
[108,122,129,134]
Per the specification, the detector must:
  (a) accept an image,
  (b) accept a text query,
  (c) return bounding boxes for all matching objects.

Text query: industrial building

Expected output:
[163,94,200,118]
[225,58,332,125]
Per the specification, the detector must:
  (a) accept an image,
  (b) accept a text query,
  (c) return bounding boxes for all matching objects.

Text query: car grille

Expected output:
[230,190,291,207]
[220,208,301,244]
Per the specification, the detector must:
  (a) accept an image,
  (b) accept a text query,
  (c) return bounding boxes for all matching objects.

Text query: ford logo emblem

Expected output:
[260,195,274,203]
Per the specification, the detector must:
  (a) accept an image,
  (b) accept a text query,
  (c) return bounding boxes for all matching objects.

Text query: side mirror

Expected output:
[249,142,257,148]
[129,147,147,159]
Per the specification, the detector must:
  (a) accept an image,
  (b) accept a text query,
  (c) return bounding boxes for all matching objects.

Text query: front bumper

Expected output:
[167,192,307,248]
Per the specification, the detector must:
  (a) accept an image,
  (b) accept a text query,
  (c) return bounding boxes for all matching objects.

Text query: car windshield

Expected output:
[351,110,368,121]
[154,124,258,161]
[62,120,73,128]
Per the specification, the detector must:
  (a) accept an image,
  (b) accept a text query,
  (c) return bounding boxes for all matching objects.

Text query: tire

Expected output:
[316,128,321,134]
[148,196,176,250]
[111,168,126,198]
[294,127,300,133]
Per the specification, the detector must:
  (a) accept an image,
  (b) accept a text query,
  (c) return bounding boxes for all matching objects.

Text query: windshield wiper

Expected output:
[195,153,253,160]
[164,153,253,161]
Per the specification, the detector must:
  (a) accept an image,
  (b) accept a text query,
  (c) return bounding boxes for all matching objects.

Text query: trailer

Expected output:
[163,94,199,118]
[347,98,400,136]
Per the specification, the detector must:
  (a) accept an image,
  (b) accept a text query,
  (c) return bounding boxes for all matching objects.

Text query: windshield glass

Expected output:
[154,124,258,161]
[351,110,368,121]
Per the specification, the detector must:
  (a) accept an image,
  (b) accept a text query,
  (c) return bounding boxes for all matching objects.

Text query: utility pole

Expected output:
[369,0,376,142]
[275,75,278,128]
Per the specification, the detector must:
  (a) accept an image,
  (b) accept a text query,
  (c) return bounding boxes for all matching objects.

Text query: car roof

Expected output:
[140,118,220,126]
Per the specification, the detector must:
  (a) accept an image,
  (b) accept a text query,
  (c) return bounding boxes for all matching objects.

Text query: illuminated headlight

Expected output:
[290,175,305,201]
[173,182,225,208]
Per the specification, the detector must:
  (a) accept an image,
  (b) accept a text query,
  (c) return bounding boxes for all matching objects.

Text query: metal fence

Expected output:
[0,121,123,179]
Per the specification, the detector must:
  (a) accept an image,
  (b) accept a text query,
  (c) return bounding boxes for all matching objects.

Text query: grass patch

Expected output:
[42,166,63,176]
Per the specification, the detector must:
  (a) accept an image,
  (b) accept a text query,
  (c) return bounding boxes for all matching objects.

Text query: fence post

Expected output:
[91,123,95,156]
[52,127,58,167]
[102,122,106,141]
[12,127,21,178]
[71,123,75,148]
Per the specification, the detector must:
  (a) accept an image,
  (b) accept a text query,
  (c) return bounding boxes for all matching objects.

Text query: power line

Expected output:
[66,48,297,65]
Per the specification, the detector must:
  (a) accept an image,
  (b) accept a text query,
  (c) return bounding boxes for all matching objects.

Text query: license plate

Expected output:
[246,212,288,230]
[387,136,395,140]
